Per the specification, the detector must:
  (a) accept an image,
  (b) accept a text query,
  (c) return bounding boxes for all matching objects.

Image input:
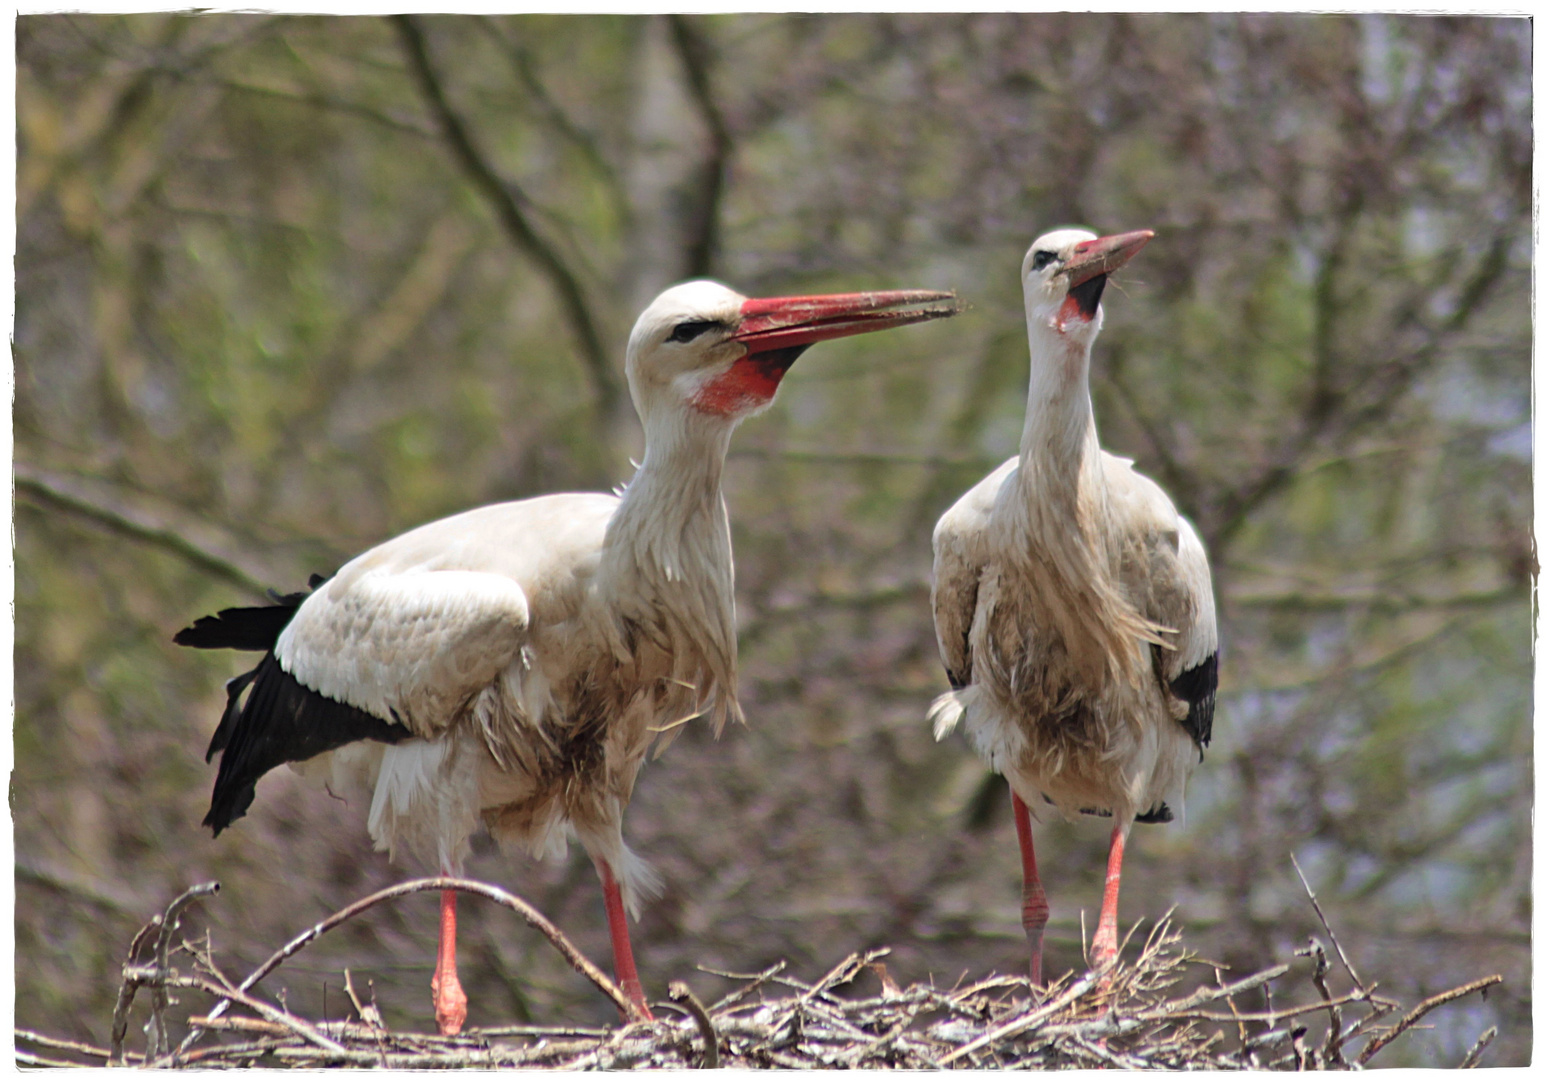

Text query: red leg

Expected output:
[431,889,468,1035]
[598,860,654,1022]
[1090,822,1130,970]
[1011,790,1050,986]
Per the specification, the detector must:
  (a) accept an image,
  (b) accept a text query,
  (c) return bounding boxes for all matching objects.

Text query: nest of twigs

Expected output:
[17,877,1502,1069]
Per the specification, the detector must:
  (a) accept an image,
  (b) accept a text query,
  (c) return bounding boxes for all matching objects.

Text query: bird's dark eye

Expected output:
[1031,250,1059,271]
[668,319,719,344]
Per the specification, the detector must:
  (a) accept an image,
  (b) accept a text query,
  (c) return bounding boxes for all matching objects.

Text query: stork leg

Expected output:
[1090,821,1132,972]
[431,888,469,1035]
[1011,790,1050,986]
[597,860,654,1022]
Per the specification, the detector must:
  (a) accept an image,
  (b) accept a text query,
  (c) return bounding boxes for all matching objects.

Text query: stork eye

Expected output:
[667,319,719,344]
[1030,250,1059,271]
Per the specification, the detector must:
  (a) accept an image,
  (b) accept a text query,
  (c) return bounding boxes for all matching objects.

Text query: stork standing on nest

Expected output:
[177,280,959,1032]
[928,228,1217,984]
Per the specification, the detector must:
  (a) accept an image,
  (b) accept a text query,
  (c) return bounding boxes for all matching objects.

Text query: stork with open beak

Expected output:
[928,229,1218,984]
[177,280,959,1032]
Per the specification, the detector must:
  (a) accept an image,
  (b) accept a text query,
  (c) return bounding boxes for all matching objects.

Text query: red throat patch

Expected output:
[1056,294,1096,332]
[691,356,787,417]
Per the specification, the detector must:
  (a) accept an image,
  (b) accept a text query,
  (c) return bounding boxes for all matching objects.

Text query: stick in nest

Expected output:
[109,881,220,1065]
[667,981,719,1068]
[174,875,638,1059]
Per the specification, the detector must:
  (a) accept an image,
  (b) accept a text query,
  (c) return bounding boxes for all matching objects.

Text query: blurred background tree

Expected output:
[14,12,1531,1065]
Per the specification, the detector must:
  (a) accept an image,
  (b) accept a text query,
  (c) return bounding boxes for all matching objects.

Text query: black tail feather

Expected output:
[178,576,409,836]
[174,591,310,651]
[1057,796,1175,825]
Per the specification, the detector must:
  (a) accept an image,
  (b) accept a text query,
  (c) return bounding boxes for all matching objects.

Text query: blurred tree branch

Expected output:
[1230,610,1477,693]
[17,856,148,915]
[731,445,989,469]
[217,77,435,139]
[16,462,277,599]
[665,14,731,278]
[474,17,628,226]
[1229,586,1518,613]
[391,14,622,432]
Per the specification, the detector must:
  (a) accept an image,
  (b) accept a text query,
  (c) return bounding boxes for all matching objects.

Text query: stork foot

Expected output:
[431,969,468,1036]
[1011,790,1049,989]
[432,887,468,1035]
[1023,898,1049,988]
[1089,821,1130,994]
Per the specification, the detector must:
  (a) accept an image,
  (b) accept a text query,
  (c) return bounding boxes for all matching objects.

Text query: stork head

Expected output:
[626,280,960,425]
[1021,227,1153,346]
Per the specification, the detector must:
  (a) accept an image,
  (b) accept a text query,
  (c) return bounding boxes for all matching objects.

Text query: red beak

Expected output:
[734,289,961,355]
[1063,230,1154,288]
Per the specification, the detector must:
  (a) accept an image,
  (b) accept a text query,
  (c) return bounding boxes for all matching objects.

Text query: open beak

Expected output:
[1062,230,1154,289]
[734,289,962,355]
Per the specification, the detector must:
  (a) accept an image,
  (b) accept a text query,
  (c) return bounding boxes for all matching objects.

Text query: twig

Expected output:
[1145,962,1291,1014]
[110,882,219,1065]
[346,967,391,1066]
[16,1050,93,1068]
[802,948,889,1004]
[145,883,220,1058]
[187,1014,297,1035]
[668,981,719,1068]
[178,876,635,1056]
[342,968,385,1031]
[704,959,787,1012]
[1356,974,1504,1065]
[190,973,350,1057]
[839,1011,915,1067]
[1290,851,1367,992]
[1459,1025,1497,1068]
[1145,988,1375,1024]
[15,1029,126,1062]
[937,968,1101,1066]
[177,1038,288,1066]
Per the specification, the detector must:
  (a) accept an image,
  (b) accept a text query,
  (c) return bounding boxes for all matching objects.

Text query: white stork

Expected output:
[177,280,959,1033]
[928,228,1218,984]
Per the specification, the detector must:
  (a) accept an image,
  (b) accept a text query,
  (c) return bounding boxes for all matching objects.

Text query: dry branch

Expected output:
[175,875,637,1060]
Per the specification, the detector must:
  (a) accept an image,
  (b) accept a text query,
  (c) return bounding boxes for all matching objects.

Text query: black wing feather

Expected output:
[206,666,260,762]
[177,579,409,836]
[1170,651,1219,751]
[202,653,409,835]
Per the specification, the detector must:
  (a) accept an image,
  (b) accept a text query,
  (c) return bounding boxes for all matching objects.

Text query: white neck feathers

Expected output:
[1006,308,1162,685]
[1017,315,1101,499]
[602,405,742,730]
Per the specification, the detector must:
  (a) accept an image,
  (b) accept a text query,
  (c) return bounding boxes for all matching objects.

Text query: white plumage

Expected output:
[180,278,960,1032]
[928,228,1218,984]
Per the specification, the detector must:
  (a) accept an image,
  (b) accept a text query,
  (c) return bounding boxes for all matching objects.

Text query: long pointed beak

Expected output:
[734,289,962,355]
[1063,230,1154,288]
